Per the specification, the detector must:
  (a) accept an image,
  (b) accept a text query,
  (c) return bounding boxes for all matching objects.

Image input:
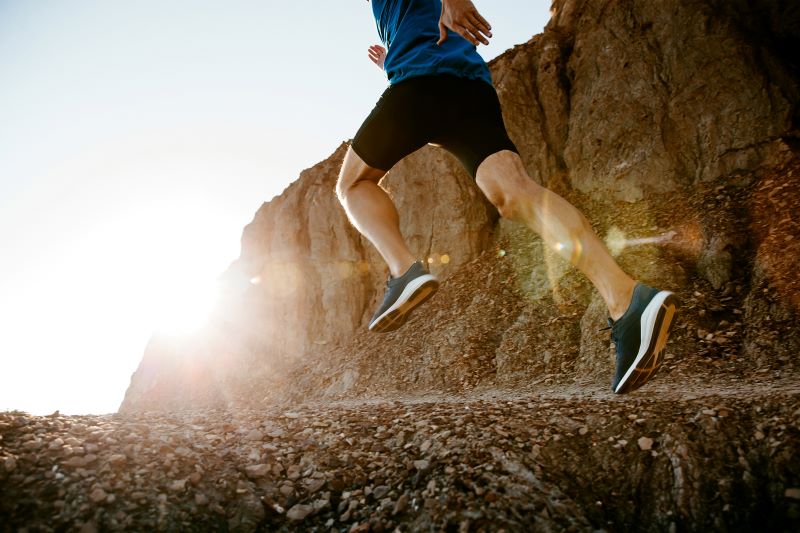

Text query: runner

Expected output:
[336,0,678,393]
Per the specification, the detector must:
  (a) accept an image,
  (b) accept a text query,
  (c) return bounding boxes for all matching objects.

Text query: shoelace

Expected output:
[599,319,617,343]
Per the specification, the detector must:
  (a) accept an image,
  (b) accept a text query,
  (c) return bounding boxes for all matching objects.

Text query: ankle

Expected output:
[608,282,637,321]
[389,258,417,278]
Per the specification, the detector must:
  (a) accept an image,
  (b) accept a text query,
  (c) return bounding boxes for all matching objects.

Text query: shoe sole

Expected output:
[368,274,439,333]
[614,291,678,394]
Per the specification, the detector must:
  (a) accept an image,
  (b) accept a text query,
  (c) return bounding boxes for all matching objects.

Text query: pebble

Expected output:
[245,429,264,442]
[63,456,87,468]
[373,485,390,499]
[287,503,314,522]
[393,493,409,515]
[169,479,187,492]
[638,437,654,451]
[89,488,108,503]
[245,464,270,478]
[306,478,326,494]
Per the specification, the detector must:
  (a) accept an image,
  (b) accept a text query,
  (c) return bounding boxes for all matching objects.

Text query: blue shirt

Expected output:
[371,0,493,86]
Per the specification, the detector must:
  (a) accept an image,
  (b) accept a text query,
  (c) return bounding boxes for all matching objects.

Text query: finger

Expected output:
[470,11,491,32]
[461,31,478,46]
[466,27,489,45]
[467,13,492,39]
[462,18,490,45]
[437,21,448,45]
[457,24,480,46]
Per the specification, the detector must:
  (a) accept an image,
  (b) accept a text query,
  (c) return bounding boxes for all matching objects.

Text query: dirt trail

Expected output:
[3,372,799,532]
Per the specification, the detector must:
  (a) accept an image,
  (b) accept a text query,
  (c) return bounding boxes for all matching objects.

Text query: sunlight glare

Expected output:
[153,276,220,337]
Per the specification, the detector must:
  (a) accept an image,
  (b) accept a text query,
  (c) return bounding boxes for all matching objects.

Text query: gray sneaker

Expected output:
[609,283,678,394]
[368,261,439,333]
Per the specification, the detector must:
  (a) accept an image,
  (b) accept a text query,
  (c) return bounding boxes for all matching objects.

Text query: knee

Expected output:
[336,148,384,203]
[475,151,540,220]
[335,172,354,204]
[477,172,536,221]
[491,183,515,219]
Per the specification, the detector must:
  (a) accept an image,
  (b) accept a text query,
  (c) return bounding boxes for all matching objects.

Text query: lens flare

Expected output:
[605,226,678,256]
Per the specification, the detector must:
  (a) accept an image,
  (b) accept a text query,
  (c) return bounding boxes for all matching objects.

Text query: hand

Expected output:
[438,0,492,46]
[368,44,387,70]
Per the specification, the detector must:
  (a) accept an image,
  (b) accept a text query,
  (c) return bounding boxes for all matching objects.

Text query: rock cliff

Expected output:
[121,0,799,413]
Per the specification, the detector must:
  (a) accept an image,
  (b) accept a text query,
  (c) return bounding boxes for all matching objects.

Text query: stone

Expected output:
[393,493,409,515]
[286,503,314,522]
[373,485,390,500]
[89,488,107,503]
[174,446,192,457]
[169,479,187,492]
[79,521,98,533]
[245,464,270,478]
[785,488,800,501]
[638,437,654,451]
[63,456,87,468]
[312,498,330,513]
[3,456,17,472]
[306,478,326,494]
[245,429,264,442]
[286,465,302,480]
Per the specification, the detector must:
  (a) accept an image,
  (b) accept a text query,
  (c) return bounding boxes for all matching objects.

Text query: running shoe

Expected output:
[368,261,439,333]
[609,283,678,394]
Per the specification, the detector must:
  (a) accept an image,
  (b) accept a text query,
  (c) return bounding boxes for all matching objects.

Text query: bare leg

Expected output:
[476,151,636,320]
[336,147,416,278]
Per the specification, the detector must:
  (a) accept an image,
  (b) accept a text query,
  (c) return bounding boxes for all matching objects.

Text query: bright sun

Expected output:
[152,275,221,336]
[0,193,242,415]
[122,198,235,338]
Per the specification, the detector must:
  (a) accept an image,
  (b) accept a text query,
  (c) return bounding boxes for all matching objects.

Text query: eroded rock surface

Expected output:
[4,381,800,531]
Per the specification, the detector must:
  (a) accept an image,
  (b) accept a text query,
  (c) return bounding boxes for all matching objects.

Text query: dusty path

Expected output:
[3,375,799,532]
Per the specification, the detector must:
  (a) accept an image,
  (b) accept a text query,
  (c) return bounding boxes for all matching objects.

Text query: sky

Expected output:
[0,1,550,415]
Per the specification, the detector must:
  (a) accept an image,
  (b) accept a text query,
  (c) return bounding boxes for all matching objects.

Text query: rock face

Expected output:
[120,0,800,412]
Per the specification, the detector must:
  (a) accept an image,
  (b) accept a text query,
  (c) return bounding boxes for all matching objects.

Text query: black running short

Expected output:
[351,75,518,179]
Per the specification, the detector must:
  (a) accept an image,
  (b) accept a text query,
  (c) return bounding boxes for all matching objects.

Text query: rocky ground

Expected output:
[2,373,800,532]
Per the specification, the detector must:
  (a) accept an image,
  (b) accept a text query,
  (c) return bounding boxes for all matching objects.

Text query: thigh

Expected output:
[351,78,439,172]
[433,78,518,179]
